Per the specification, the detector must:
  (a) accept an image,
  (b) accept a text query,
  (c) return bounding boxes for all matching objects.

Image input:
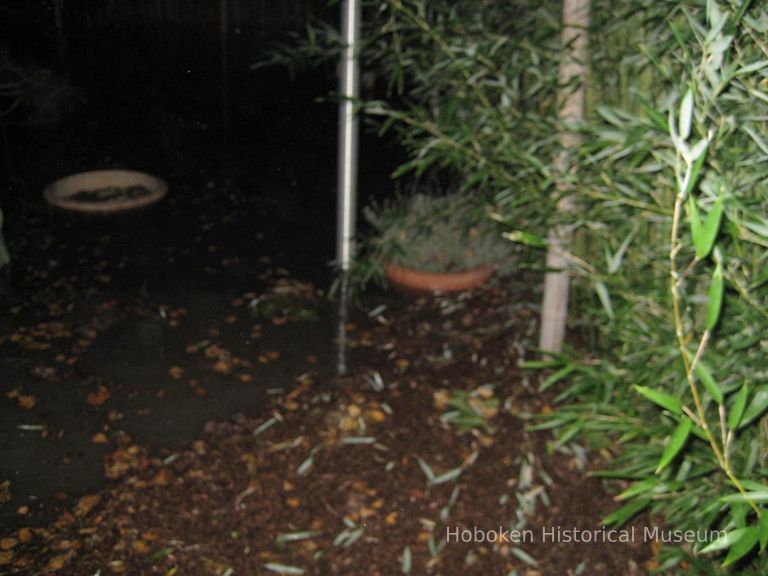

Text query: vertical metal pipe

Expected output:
[335,0,361,375]
[336,0,361,271]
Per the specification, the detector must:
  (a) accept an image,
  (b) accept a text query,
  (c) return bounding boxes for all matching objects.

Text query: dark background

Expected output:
[0,0,401,279]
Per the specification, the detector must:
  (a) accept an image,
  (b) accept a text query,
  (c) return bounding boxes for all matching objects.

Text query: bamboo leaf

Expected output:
[417,458,435,483]
[679,88,694,141]
[503,230,547,248]
[601,497,652,527]
[656,418,693,473]
[689,196,703,249]
[723,526,758,567]
[634,385,683,415]
[739,390,768,428]
[700,528,748,554]
[737,60,768,75]
[694,362,723,404]
[510,547,539,566]
[264,563,306,575]
[720,492,768,504]
[432,467,463,485]
[616,478,660,500]
[606,226,638,274]
[706,261,724,331]
[641,99,669,131]
[593,280,614,319]
[401,546,412,574]
[728,383,749,430]
[684,146,708,197]
[697,195,724,259]
[539,364,576,392]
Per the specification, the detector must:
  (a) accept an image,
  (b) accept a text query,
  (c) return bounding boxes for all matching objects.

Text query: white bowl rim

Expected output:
[44,169,168,213]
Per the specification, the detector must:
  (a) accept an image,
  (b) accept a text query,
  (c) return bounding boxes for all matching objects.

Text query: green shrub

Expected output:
[363,190,516,273]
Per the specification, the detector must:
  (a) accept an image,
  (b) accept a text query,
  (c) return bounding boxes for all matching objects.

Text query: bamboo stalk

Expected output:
[539,0,591,353]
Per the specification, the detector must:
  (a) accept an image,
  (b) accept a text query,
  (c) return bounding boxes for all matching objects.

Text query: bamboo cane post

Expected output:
[539,0,591,353]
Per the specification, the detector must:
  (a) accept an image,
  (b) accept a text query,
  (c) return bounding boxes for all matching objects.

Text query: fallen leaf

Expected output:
[368,410,387,423]
[86,386,110,407]
[346,405,362,418]
[46,554,69,571]
[286,497,301,508]
[212,360,232,374]
[433,390,450,411]
[17,528,32,543]
[152,469,171,486]
[17,395,36,410]
[0,538,17,550]
[74,494,101,517]
[91,432,109,444]
[168,366,185,379]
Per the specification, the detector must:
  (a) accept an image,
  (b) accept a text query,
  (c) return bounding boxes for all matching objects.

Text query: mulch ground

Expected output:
[0,281,657,575]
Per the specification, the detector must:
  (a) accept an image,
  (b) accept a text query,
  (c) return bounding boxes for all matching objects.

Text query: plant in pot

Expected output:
[359,190,515,293]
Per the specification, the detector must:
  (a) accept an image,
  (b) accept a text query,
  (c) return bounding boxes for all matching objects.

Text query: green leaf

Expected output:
[656,417,693,473]
[679,88,694,141]
[700,527,749,554]
[728,383,749,430]
[694,362,723,404]
[740,389,768,428]
[697,196,724,259]
[641,99,669,132]
[593,280,614,319]
[759,511,768,552]
[521,359,561,370]
[684,146,708,197]
[601,497,652,527]
[689,196,703,249]
[706,261,724,331]
[720,492,768,504]
[606,226,638,274]
[539,364,576,392]
[616,478,663,500]
[503,230,547,248]
[634,385,683,415]
[723,526,758,567]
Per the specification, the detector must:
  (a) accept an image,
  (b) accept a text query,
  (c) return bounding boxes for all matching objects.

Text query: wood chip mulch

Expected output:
[0,282,656,575]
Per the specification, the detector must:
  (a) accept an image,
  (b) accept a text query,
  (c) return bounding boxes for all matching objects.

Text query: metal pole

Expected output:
[336,0,361,271]
[335,0,361,375]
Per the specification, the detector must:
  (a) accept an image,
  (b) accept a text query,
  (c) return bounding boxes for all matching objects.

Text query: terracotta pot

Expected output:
[44,170,167,214]
[384,262,493,294]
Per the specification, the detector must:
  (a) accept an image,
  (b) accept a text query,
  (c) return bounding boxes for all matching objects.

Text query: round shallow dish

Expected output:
[44,170,168,213]
[384,263,494,293]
